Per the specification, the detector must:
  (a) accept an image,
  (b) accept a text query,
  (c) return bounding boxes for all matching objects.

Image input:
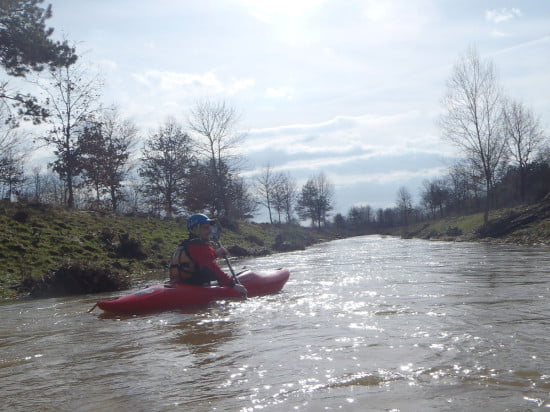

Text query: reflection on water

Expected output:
[1,236,549,411]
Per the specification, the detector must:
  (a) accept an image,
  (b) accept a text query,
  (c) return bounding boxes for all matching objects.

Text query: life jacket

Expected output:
[169,239,198,284]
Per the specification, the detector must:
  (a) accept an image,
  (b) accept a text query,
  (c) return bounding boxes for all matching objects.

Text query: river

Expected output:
[1,236,549,411]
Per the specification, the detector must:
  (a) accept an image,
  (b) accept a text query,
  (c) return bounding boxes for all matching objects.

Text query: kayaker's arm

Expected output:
[197,263,247,296]
[188,244,236,286]
[215,247,229,258]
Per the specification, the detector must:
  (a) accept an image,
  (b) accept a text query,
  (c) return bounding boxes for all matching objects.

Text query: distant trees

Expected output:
[396,186,413,226]
[272,172,297,224]
[440,47,508,223]
[296,172,334,228]
[255,163,276,224]
[421,178,449,218]
[255,165,297,224]
[139,118,193,218]
[2,12,548,230]
[0,141,25,199]
[226,174,257,219]
[502,99,546,202]
[347,205,374,232]
[0,113,25,198]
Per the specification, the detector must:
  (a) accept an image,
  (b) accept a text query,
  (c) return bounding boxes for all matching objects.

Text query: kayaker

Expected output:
[168,213,248,297]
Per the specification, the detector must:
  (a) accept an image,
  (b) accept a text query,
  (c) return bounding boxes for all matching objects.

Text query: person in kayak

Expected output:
[168,213,247,297]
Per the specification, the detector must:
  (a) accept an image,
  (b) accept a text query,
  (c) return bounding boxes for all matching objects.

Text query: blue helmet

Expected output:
[187,213,216,231]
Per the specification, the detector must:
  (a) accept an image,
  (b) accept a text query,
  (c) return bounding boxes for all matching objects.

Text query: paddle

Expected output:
[210,222,247,298]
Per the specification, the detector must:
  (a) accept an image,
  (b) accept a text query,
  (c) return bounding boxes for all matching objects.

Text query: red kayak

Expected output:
[94,268,290,314]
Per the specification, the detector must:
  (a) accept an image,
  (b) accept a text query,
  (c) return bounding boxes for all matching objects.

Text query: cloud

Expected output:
[266,86,294,99]
[335,166,448,186]
[248,112,419,138]
[133,70,220,89]
[131,70,255,95]
[243,143,452,183]
[242,110,446,161]
[490,30,511,38]
[486,8,522,24]
[97,59,118,71]
[488,35,550,56]
[240,0,327,19]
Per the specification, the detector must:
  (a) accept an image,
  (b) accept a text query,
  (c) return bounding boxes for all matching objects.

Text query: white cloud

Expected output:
[131,70,254,95]
[490,29,511,38]
[244,110,439,156]
[228,78,256,94]
[97,59,118,72]
[334,166,447,185]
[133,70,221,89]
[488,35,550,56]
[240,0,327,19]
[266,86,293,99]
[486,8,522,24]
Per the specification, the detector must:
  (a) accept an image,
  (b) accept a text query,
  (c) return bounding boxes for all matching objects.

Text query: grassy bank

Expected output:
[0,201,336,301]
[4,197,548,301]
[399,196,550,245]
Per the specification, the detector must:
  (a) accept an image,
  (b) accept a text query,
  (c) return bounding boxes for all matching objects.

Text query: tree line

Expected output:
[334,47,549,233]
[1,2,548,230]
[0,1,337,227]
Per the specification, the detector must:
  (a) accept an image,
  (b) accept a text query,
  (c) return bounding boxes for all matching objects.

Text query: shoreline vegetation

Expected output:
[395,192,550,245]
[0,201,339,301]
[1,196,549,301]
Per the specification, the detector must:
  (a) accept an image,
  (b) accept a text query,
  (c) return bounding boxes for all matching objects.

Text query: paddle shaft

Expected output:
[210,222,246,298]
[215,238,241,285]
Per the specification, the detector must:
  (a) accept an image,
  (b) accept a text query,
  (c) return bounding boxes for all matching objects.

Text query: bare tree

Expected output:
[79,107,138,211]
[255,163,276,223]
[139,118,193,217]
[396,186,413,226]
[296,172,334,228]
[0,111,26,199]
[0,146,25,199]
[0,115,21,155]
[347,205,374,231]
[187,99,245,218]
[502,99,546,202]
[272,172,297,223]
[36,60,103,208]
[440,46,508,222]
[228,175,258,219]
[421,178,450,218]
[27,170,65,205]
[447,159,485,214]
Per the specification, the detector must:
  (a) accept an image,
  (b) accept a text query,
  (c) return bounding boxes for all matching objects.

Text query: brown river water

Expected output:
[1,235,549,411]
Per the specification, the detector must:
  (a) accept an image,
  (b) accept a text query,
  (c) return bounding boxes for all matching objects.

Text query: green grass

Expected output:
[0,202,332,300]
[3,199,547,300]
[403,203,550,244]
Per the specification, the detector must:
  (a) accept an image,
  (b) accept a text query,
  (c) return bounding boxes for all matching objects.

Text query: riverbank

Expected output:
[3,196,549,301]
[0,201,338,301]
[398,194,550,245]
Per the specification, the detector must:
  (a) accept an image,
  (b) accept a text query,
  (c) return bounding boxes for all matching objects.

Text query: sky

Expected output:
[43,0,550,220]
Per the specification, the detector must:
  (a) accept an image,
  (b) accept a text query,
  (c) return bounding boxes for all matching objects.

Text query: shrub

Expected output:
[12,210,29,223]
[116,233,147,259]
[21,261,131,298]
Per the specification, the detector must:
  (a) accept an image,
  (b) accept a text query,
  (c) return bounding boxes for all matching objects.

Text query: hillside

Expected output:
[0,202,332,300]
[400,194,550,245]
